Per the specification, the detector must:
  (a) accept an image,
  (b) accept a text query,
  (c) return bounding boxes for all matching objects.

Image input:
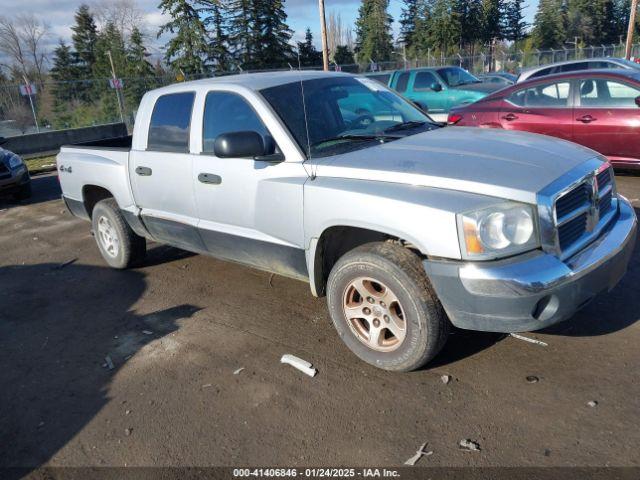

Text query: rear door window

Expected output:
[395,72,410,93]
[579,79,640,108]
[147,92,195,152]
[368,74,391,85]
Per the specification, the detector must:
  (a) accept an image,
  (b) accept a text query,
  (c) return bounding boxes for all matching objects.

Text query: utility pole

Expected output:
[318,0,329,71]
[626,0,638,60]
[107,50,125,124]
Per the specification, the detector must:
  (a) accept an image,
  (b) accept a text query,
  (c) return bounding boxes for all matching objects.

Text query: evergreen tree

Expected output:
[227,0,254,68]
[251,0,294,69]
[565,0,617,45]
[333,45,355,65]
[426,0,461,55]
[93,22,128,123]
[71,4,98,76]
[481,0,504,44]
[199,0,232,72]
[455,0,484,52]
[158,0,209,75]
[399,0,422,51]
[50,41,77,128]
[355,0,394,62]
[503,0,527,43]
[532,0,566,49]
[126,27,154,106]
[297,28,321,67]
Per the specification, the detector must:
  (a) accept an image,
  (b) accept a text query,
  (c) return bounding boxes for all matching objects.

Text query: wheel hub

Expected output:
[97,215,120,258]
[342,277,406,353]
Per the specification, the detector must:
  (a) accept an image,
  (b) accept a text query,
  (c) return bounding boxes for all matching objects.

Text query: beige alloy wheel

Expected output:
[342,277,407,352]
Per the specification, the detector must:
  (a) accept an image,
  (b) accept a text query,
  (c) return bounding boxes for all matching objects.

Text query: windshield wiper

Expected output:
[384,121,427,133]
[310,133,401,150]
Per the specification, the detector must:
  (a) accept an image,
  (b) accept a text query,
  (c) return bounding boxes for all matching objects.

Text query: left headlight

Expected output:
[457,202,539,260]
[8,154,24,170]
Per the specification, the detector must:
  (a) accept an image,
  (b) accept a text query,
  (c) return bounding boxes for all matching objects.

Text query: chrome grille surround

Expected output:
[537,158,618,261]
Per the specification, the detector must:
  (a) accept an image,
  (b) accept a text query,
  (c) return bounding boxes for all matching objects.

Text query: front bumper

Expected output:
[0,166,30,195]
[424,197,637,333]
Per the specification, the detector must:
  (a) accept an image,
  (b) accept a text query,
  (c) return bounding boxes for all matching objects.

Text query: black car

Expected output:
[0,147,31,200]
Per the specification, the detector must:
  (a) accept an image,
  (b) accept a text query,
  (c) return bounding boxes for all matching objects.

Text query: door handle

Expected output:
[135,166,152,176]
[502,113,518,121]
[577,115,596,123]
[198,173,222,185]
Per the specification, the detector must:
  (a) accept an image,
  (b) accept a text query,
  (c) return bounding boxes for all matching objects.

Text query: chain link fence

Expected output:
[1,43,639,139]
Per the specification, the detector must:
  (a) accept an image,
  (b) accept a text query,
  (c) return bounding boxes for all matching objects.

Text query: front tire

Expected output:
[92,198,146,269]
[326,242,449,372]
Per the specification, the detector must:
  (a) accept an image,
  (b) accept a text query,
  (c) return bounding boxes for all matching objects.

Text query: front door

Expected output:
[129,91,205,251]
[407,70,448,116]
[573,77,640,166]
[499,79,575,141]
[192,90,308,280]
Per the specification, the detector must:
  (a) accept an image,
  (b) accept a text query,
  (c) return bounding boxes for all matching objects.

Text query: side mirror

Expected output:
[413,101,429,113]
[431,83,443,92]
[214,131,267,159]
[635,96,640,108]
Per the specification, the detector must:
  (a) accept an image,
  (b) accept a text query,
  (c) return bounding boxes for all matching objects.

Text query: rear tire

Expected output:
[326,242,449,372]
[92,198,146,269]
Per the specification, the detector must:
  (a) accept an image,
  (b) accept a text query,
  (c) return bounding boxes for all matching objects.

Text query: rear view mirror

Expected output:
[431,83,443,92]
[635,96,640,108]
[214,131,267,159]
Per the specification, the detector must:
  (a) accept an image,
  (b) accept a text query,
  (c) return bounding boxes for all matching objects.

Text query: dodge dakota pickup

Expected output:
[57,71,637,372]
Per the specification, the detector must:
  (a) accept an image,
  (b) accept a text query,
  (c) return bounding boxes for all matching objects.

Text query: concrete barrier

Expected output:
[0,123,128,158]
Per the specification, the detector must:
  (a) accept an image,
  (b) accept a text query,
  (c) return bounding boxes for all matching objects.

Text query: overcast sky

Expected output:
[3,0,540,58]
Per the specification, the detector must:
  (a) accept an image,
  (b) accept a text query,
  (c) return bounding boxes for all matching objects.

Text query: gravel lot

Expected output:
[1,172,639,472]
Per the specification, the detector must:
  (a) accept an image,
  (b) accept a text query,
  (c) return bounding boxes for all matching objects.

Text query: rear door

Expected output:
[129,91,205,251]
[573,77,640,164]
[499,79,575,141]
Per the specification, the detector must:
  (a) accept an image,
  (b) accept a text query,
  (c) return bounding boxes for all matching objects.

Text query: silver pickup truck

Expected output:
[57,71,637,372]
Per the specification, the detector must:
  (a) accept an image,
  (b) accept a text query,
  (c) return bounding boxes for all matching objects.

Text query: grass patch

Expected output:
[25,155,57,173]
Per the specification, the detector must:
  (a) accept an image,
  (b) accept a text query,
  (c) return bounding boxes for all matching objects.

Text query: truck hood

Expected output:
[312,127,601,204]
[450,82,502,94]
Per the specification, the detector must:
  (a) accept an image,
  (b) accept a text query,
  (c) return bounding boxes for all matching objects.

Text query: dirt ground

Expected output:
[1,173,639,473]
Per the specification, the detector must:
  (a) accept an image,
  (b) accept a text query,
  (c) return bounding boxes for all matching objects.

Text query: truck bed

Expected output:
[62,135,132,151]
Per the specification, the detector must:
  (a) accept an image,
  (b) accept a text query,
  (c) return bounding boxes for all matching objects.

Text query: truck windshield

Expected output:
[436,67,481,87]
[260,76,437,158]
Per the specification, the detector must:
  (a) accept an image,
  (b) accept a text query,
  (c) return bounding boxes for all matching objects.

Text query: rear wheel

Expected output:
[326,242,449,372]
[92,198,146,269]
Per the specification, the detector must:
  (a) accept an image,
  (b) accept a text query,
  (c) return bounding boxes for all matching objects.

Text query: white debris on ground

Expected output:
[280,354,317,377]
[587,400,598,407]
[459,439,481,451]
[404,442,433,466]
[233,367,245,375]
[509,333,548,347]
[441,374,452,384]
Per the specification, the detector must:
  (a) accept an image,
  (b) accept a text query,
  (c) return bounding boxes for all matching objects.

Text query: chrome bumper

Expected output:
[424,197,637,332]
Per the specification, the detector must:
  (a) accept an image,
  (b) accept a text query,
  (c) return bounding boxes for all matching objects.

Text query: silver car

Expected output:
[518,57,640,83]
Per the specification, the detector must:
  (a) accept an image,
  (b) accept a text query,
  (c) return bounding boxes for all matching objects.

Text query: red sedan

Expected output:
[448,69,640,169]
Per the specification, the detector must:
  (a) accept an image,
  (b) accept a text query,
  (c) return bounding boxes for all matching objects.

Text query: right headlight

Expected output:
[457,202,540,260]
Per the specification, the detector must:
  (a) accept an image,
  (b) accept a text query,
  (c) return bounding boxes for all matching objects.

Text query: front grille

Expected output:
[556,183,590,220]
[597,168,612,189]
[553,166,616,255]
[558,212,588,250]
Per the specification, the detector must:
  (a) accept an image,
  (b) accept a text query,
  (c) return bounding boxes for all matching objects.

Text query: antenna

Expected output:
[297,52,314,179]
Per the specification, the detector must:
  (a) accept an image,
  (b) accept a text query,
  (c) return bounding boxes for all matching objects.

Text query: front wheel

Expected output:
[92,198,146,269]
[326,242,449,372]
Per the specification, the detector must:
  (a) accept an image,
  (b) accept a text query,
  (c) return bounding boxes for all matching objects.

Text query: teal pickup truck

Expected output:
[366,67,502,121]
